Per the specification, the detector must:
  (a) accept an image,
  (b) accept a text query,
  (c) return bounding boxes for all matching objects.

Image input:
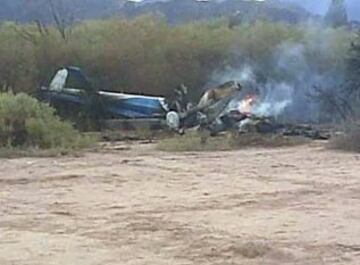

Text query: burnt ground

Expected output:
[1,142,360,264]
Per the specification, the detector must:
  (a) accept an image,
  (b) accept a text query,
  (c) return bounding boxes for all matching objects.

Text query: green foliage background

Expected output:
[0,16,353,99]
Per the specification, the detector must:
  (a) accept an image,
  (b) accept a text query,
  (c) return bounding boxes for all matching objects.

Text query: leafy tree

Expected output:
[325,0,348,28]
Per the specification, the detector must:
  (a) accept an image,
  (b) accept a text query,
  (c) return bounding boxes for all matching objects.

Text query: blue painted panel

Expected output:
[41,90,166,119]
[106,98,165,118]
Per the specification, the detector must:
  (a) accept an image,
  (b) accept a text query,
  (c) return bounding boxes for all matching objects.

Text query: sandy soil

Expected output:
[1,142,360,265]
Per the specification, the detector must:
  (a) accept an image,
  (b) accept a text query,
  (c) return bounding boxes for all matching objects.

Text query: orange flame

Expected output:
[238,94,257,114]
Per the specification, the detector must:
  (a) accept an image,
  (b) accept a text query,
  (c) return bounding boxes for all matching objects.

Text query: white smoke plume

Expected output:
[211,66,294,118]
[208,25,347,123]
[251,82,293,117]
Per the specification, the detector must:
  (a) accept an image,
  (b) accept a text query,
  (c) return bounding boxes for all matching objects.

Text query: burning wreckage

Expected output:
[39,67,329,140]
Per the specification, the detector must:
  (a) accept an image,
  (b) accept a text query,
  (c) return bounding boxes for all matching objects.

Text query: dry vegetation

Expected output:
[0,16,351,99]
[329,122,360,152]
[157,131,308,152]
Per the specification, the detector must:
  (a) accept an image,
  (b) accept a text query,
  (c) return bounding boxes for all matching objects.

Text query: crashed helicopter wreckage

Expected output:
[39,67,329,140]
[38,67,241,132]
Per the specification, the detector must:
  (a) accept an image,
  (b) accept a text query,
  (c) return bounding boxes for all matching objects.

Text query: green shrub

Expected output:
[0,92,93,149]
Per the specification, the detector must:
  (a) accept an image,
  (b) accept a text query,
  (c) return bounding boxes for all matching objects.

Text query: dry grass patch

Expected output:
[0,148,82,159]
[329,122,360,152]
[157,131,308,152]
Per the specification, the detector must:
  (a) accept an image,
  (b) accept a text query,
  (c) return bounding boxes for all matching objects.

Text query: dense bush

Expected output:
[0,93,92,149]
[0,16,352,100]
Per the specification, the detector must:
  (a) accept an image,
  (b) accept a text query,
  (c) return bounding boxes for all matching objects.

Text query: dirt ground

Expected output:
[1,142,360,265]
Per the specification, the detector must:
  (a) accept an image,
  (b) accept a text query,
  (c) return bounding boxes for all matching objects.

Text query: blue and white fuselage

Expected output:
[40,67,168,119]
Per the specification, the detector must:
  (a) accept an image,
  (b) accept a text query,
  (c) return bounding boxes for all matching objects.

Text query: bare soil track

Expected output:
[1,142,360,265]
